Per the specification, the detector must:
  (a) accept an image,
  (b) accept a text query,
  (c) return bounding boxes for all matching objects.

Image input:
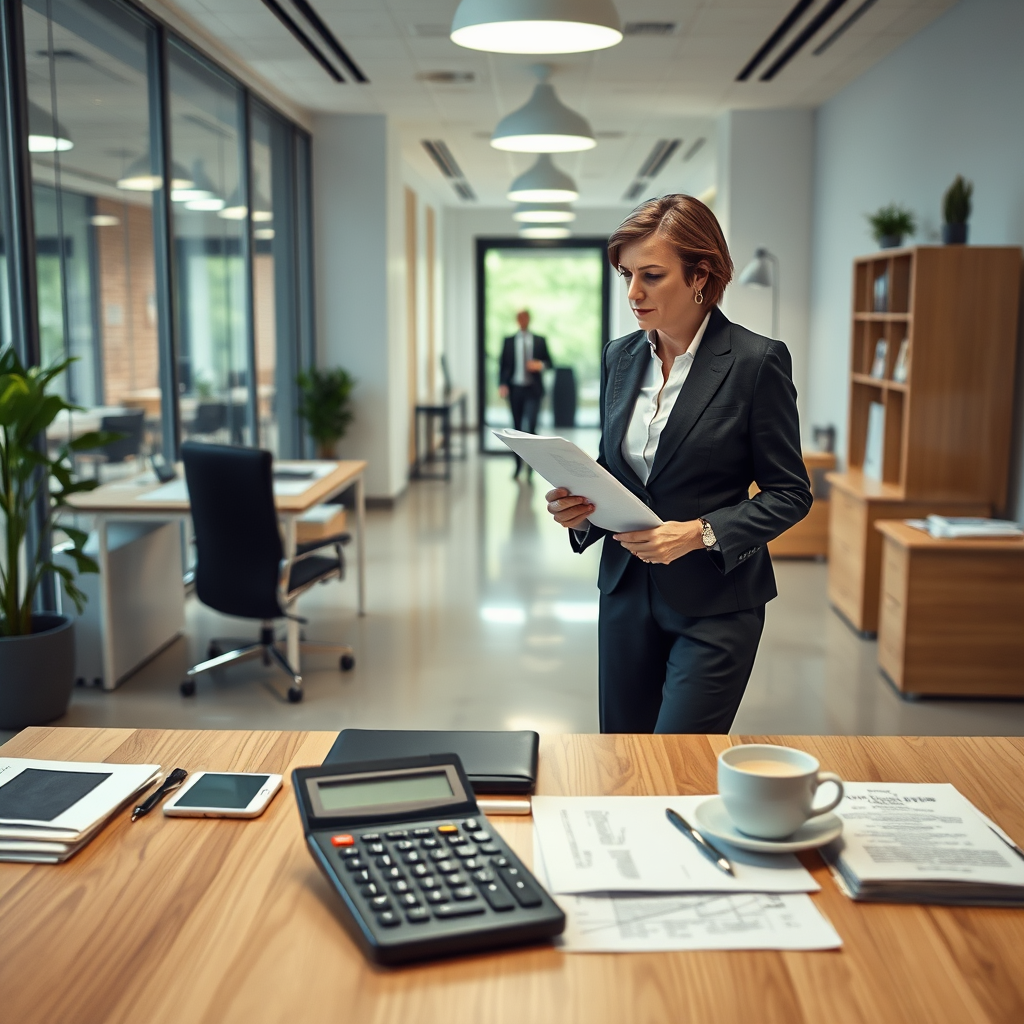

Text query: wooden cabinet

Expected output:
[877,521,1024,696]
[826,472,987,633]
[828,245,1021,633]
[752,450,835,558]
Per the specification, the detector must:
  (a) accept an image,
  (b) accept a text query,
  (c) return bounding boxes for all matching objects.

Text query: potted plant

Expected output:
[297,367,355,459]
[866,204,916,249]
[1,347,114,729]
[942,175,973,244]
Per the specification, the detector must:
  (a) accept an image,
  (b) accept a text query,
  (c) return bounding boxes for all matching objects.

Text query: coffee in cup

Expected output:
[718,744,844,840]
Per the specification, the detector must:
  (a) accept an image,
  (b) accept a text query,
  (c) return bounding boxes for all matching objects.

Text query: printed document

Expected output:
[823,782,1024,904]
[532,795,818,895]
[531,833,840,952]
[492,430,662,533]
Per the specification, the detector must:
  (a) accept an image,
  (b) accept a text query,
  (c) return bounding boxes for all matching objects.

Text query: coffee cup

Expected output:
[717,744,844,840]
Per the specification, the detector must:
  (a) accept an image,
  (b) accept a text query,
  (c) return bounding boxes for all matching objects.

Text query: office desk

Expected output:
[66,460,367,687]
[2,728,1023,1024]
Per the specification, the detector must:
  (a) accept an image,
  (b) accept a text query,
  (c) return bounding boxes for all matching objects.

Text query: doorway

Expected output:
[476,237,610,453]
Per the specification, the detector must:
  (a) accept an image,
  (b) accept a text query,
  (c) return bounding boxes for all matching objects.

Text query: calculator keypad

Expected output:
[336,817,533,931]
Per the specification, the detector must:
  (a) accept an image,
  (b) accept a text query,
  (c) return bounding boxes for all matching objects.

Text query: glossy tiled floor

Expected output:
[9,436,1024,742]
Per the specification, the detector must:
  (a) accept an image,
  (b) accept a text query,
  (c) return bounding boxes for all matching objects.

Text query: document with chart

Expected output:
[492,430,662,533]
[531,796,818,895]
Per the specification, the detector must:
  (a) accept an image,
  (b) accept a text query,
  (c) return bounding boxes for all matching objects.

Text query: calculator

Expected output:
[293,753,565,965]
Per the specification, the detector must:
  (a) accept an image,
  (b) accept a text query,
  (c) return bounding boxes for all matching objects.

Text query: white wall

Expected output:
[716,109,815,437]
[441,207,631,426]
[312,113,407,500]
[807,0,1024,513]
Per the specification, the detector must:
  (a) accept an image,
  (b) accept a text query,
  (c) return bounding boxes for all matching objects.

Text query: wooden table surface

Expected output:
[2,729,1023,1024]
[877,519,1024,552]
[65,460,368,515]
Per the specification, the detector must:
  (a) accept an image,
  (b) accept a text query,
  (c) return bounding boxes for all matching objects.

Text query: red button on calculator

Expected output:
[331,834,355,847]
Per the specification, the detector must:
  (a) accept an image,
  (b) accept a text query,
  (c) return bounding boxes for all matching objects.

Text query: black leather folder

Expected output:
[323,730,539,794]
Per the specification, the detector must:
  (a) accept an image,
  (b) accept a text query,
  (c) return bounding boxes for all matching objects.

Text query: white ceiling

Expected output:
[170,0,957,206]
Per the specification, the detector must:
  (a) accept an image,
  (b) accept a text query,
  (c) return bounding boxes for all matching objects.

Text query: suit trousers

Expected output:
[598,556,765,734]
[508,385,540,434]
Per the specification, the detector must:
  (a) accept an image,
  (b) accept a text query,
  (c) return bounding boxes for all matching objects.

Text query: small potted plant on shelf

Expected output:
[866,204,916,249]
[942,175,973,244]
[297,366,356,459]
[0,347,115,729]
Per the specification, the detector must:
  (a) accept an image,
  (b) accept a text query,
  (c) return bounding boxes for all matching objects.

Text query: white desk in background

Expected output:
[65,459,368,689]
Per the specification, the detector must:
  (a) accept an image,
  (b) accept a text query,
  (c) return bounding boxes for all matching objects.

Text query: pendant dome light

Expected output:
[512,202,575,223]
[491,65,594,153]
[507,154,578,203]
[451,0,622,54]
[27,101,72,153]
[117,153,194,193]
[519,225,571,239]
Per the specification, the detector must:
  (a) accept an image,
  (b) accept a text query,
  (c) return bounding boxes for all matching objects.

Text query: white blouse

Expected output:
[621,312,711,484]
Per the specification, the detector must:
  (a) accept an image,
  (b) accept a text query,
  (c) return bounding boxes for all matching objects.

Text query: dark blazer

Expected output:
[499,333,552,397]
[572,306,812,617]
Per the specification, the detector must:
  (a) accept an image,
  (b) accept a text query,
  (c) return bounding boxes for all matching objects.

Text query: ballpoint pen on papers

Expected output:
[666,807,735,877]
[132,768,188,821]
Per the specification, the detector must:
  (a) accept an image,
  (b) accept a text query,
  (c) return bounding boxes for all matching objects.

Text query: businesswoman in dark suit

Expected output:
[546,195,811,734]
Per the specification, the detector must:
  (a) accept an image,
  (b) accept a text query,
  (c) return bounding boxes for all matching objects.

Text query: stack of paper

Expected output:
[822,783,1024,905]
[531,796,841,952]
[920,515,1023,539]
[0,758,161,863]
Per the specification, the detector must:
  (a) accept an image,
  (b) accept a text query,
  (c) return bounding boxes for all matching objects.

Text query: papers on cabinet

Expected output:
[823,783,1024,905]
[491,430,662,533]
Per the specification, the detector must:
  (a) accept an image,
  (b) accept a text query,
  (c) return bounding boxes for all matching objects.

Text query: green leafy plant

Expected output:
[866,204,916,245]
[943,175,973,225]
[297,367,355,459]
[0,347,119,636]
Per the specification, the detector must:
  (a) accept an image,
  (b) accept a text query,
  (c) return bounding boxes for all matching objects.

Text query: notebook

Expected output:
[323,730,539,794]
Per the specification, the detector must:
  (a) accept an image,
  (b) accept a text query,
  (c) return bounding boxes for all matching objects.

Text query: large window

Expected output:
[167,40,250,447]
[10,0,312,471]
[25,0,164,470]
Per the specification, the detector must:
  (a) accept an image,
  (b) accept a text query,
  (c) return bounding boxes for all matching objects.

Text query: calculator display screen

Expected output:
[316,771,454,812]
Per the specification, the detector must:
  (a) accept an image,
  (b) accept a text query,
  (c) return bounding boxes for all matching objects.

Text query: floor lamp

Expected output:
[738,247,780,339]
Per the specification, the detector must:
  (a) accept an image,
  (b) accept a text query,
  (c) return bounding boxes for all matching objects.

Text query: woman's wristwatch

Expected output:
[699,518,717,548]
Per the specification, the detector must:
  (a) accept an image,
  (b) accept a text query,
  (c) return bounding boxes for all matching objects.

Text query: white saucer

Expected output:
[693,796,843,854]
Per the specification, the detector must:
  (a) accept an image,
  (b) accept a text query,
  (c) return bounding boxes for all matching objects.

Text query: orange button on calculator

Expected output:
[331,834,355,847]
[437,824,458,834]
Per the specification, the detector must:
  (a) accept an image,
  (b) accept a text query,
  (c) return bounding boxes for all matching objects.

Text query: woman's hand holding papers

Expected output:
[613,521,704,565]
[545,487,595,530]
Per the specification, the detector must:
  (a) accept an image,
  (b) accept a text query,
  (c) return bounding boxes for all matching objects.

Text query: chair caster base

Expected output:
[340,654,355,671]
[287,686,303,703]
[180,679,196,696]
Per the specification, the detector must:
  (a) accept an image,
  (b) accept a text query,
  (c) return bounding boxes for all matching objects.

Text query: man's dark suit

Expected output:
[572,306,812,733]
[499,333,552,473]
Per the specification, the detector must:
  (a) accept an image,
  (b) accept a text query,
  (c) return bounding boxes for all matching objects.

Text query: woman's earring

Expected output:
[694,289,704,305]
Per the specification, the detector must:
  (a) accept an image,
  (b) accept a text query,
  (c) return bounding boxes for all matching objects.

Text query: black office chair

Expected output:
[76,409,145,478]
[180,441,355,703]
[189,401,228,438]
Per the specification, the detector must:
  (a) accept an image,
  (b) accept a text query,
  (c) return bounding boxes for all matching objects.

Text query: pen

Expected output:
[666,807,734,877]
[132,768,188,821]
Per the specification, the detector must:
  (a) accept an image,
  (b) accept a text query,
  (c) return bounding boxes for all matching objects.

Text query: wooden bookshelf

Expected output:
[828,245,1022,633]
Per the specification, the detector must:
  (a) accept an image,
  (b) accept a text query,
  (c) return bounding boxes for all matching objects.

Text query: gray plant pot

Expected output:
[942,222,968,244]
[878,234,903,249]
[0,614,75,730]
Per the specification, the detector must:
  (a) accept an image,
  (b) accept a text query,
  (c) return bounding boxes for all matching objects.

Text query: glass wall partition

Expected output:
[24,0,164,472]
[167,39,250,447]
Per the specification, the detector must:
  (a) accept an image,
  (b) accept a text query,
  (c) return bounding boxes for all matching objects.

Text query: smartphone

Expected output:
[162,771,282,818]
[151,454,177,483]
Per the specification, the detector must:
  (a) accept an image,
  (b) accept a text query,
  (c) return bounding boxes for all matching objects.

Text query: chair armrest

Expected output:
[295,532,351,556]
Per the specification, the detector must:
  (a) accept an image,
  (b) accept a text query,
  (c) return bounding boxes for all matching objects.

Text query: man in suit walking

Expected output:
[498,309,552,478]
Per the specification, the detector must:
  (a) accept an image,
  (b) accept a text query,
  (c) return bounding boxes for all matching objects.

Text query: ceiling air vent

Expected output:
[421,140,477,201]
[622,138,680,203]
[623,21,676,36]
[416,70,475,84]
[682,137,706,162]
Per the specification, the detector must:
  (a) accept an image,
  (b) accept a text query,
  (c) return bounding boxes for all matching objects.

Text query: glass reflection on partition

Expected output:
[24,0,163,475]
[167,39,251,447]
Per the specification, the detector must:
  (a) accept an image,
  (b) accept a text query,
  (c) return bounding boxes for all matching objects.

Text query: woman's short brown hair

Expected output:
[608,195,733,307]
